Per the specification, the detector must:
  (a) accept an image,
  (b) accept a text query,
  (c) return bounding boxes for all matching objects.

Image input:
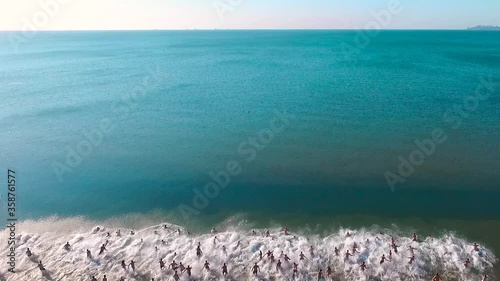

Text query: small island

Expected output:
[467,25,500,30]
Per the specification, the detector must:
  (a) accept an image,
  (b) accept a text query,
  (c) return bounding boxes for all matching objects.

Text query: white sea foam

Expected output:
[0,217,496,281]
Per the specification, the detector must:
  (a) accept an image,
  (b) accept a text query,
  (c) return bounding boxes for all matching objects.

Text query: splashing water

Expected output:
[0,217,496,281]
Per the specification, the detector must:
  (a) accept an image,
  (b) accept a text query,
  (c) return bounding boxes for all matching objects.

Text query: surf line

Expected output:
[178,109,295,219]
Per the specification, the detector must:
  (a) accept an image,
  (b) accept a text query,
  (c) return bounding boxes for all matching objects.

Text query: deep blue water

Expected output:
[0,30,499,227]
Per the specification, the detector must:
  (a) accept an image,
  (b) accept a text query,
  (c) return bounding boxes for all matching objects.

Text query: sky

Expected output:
[0,0,499,31]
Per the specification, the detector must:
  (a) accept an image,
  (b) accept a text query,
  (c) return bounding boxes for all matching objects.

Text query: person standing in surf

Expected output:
[252,263,260,276]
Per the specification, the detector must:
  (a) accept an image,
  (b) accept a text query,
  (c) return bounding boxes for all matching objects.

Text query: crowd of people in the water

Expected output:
[24,226,490,281]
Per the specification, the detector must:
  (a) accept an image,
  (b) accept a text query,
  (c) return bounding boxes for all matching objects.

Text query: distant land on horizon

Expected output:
[467,25,500,30]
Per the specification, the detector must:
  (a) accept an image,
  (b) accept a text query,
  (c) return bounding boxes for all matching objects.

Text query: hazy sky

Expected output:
[1,0,499,30]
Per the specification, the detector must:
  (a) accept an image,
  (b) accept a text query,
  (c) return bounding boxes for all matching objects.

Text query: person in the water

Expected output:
[196,242,203,256]
[102,275,107,281]
[299,252,307,260]
[276,260,282,271]
[86,249,92,259]
[360,262,367,271]
[464,258,471,268]
[129,260,135,271]
[334,247,339,256]
[159,258,165,270]
[91,276,97,281]
[317,269,324,280]
[179,262,185,272]
[64,242,71,251]
[252,263,260,276]
[121,260,126,270]
[284,254,291,262]
[222,263,228,276]
[173,270,180,281]
[482,275,489,281]
[38,261,45,271]
[186,265,192,276]
[380,254,388,264]
[204,260,210,271]
[99,244,107,255]
[412,233,417,242]
[344,250,352,260]
[170,260,178,270]
[432,273,440,281]
[327,266,332,276]
[408,256,415,265]
[26,248,33,257]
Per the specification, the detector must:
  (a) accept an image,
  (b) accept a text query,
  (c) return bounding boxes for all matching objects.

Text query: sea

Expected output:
[0,30,499,280]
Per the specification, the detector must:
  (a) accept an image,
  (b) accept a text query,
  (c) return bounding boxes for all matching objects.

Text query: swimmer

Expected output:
[473,243,479,251]
[177,228,181,235]
[86,249,92,259]
[38,261,45,271]
[310,246,314,256]
[159,258,165,270]
[408,256,415,265]
[252,230,257,235]
[129,260,135,271]
[270,253,275,263]
[284,227,289,235]
[252,263,260,275]
[196,242,203,256]
[222,263,228,276]
[432,273,440,281]
[344,250,352,260]
[179,262,185,272]
[99,244,107,255]
[121,260,126,270]
[103,275,107,281]
[464,258,471,268]
[327,266,332,276]
[213,236,218,244]
[204,260,210,271]
[334,247,339,256]
[266,230,270,237]
[116,230,121,236]
[64,242,71,251]
[26,248,33,257]
[346,231,351,237]
[173,270,180,281]
[299,252,307,260]
[267,250,272,258]
[186,265,192,276]
[482,275,489,281]
[259,250,263,260]
[170,260,178,270]
[276,260,282,270]
[317,269,323,280]
[284,254,291,262]
[91,276,97,281]
[380,254,388,264]
[412,233,417,242]
[360,262,367,271]
[409,246,416,255]
[211,228,217,234]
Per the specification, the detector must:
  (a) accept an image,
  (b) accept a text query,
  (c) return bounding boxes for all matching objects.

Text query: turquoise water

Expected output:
[0,31,499,250]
